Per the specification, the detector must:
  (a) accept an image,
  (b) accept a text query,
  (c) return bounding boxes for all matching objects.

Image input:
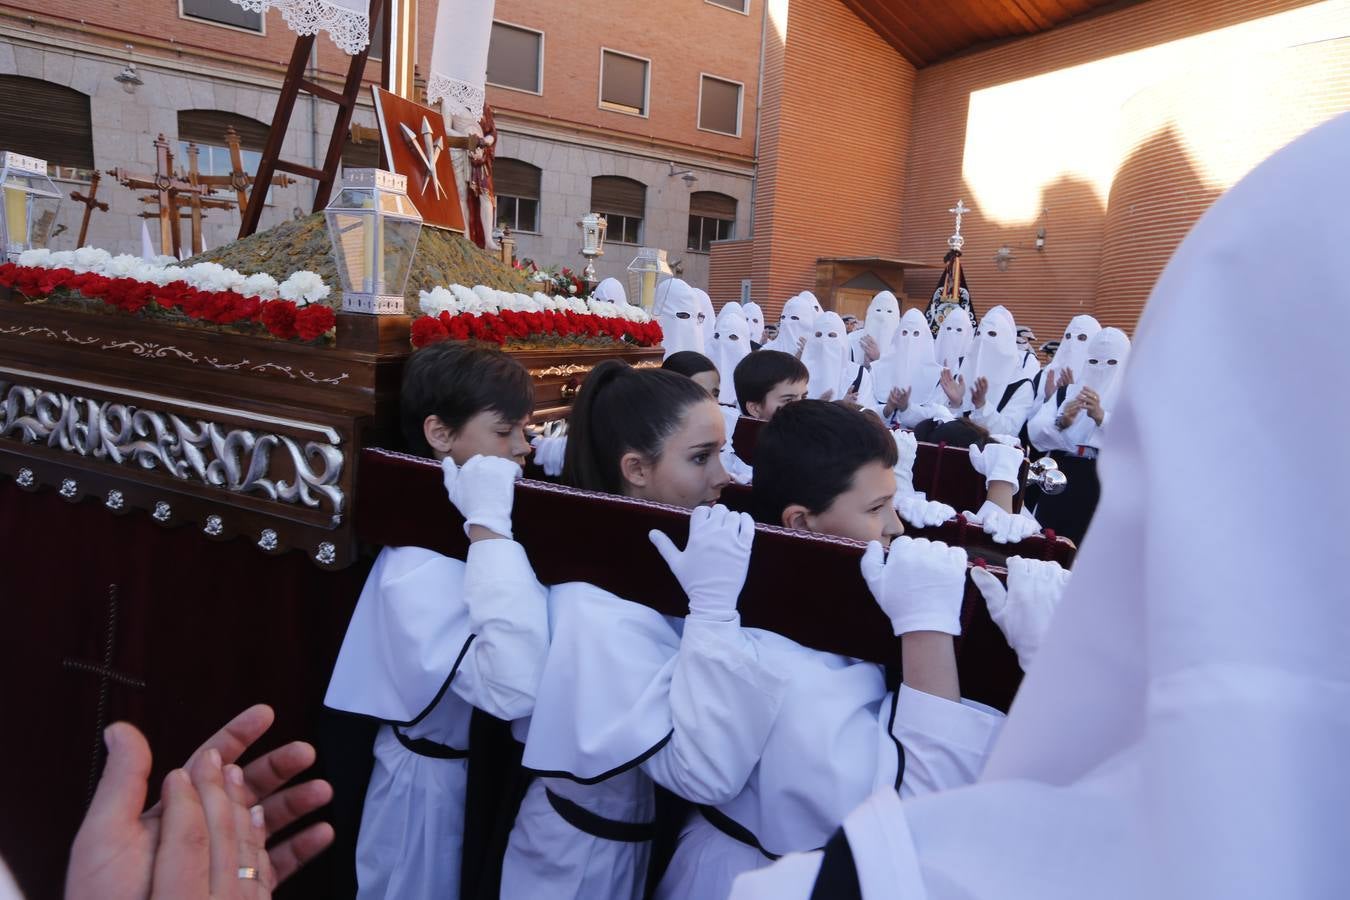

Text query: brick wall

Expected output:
[748,0,916,319]
[897,0,1350,336]
[708,237,752,304]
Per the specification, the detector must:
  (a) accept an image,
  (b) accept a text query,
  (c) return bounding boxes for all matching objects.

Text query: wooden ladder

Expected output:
[238,0,385,239]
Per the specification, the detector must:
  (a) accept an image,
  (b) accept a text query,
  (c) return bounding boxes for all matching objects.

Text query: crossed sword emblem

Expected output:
[400,116,447,200]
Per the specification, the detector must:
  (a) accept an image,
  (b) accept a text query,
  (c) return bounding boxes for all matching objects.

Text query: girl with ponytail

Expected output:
[501,360,787,900]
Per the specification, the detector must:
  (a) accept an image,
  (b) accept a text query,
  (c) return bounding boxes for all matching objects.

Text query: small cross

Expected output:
[62,584,146,806]
[949,199,970,236]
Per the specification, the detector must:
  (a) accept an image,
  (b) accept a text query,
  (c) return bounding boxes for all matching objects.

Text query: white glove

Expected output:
[970,557,1070,670]
[860,536,968,636]
[530,434,567,477]
[442,454,521,538]
[649,504,756,623]
[989,433,1021,447]
[894,491,957,528]
[968,441,1024,488]
[721,444,754,485]
[964,499,1042,545]
[891,429,918,489]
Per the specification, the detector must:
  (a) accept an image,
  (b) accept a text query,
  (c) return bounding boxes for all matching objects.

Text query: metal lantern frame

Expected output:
[1,151,63,261]
[625,247,673,313]
[324,168,423,315]
[577,211,608,287]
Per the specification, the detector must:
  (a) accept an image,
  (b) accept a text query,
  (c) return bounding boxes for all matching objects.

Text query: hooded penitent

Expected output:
[654,278,704,358]
[933,306,975,370]
[801,311,851,399]
[1047,314,1101,382]
[872,308,941,404]
[742,301,766,344]
[694,288,716,346]
[707,302,752,407]
[958,306,1022,408]
[593,277,627,304]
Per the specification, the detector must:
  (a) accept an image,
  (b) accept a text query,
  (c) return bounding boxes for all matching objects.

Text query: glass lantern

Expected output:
[577,211,607,287]
[625,247,673,314]
[324,169,423,315]
[1,152,62,261]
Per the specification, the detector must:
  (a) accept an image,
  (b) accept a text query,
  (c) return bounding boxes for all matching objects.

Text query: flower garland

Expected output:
[0,248,336,343]
[411,284,662,349]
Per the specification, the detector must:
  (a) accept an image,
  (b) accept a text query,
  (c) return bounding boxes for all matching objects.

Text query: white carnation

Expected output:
[17,248,52,267]
[47,250,76,270]
[240,273,281,300]
[278,270,331,306]
[419,286,458,317]
[472,284,496,303]
[71,246,112,273]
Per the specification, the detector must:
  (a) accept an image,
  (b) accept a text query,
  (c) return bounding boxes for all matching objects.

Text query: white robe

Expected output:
[503,582,789,898]
[325,542,549,900]
[656,632,1001,900]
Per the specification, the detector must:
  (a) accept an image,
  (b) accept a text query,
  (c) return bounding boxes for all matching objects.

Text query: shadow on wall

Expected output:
[1095,124,1224,330]
[903,126,1219,340]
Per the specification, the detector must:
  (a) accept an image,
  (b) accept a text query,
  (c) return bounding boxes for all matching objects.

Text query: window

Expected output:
[687,191,736,252]
[591,176,645,244]
[599,50,649,117]
[707,0,750,12]
[177,110,271,178]
[181,0,262,33]
[698,75,743,136]
[495,158,541,232]
[0,76,94,178]
[487,22,544,94]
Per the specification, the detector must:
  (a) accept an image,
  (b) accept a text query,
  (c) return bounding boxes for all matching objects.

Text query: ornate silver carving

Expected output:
[258,528,278,551]
[203,515,223,536]
[15,467,34,488]
[59,478,78,498]
[0,378,344,518]
[315,542,337,565]
[152,501,172,522]
[105,489,125,510]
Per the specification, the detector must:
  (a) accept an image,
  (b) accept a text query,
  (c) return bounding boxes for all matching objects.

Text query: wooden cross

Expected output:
[70,171,109,247]
[62,584,146,805]
[185,126,295,214]
[108,135,215,258]
[178,142,240,256]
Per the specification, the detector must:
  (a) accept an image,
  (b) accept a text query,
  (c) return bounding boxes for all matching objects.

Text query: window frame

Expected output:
[496,195,540,234]
[178,0,265,35]
[600,213,642,245]
[697,72,745,137]
[486,19,546,96]
[597,47,652,119]
[705,0,751,14]
[686,214,735,253]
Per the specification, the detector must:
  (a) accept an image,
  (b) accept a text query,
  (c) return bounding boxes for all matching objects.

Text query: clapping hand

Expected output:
[970,376,990,409]
[939,368,966,407]
[860,335,881,363]
[1078,387,1105,426]
[884,386,911,418]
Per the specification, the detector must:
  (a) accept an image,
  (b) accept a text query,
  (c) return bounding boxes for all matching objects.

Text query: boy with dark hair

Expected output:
[732,350,809,420]
[658,399,1003,900]
[328,341,549,900]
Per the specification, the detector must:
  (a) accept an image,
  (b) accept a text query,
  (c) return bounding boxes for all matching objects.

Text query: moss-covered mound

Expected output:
[186,214,535,316]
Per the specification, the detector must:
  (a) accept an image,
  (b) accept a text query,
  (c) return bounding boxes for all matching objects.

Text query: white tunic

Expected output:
[325,541,549,900]
[656,631,1002,900]
[503,582,790,899]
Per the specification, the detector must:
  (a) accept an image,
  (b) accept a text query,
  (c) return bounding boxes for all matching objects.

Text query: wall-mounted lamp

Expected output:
[668,162,698,187]
[994,227,1047,272]
[113,45,143,94]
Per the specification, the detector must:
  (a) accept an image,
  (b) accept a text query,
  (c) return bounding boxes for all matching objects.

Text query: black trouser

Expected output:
[1026,452,1100,546]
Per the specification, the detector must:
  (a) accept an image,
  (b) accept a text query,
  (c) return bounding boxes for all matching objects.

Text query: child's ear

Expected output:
[619,451,650,490]
[746,400,766,420]
[781,504,812,531]
[424,415,455,455]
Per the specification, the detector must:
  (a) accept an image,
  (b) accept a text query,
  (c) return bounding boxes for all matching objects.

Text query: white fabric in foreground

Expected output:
[733,106,1350,900]
[229,0,370,54]
[427,0,495,119]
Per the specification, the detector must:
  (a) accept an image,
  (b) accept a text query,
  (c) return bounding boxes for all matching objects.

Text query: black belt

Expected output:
[392,726,469,760]
[545,788,656,843]
[698,805,780,860]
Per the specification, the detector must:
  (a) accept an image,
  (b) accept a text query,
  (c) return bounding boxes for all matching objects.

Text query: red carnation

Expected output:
[260,300,299,340]
[295,304,336,341]
[411,314,450,348]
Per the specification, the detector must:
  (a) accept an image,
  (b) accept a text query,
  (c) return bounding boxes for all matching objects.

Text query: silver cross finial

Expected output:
[948,199,971,251]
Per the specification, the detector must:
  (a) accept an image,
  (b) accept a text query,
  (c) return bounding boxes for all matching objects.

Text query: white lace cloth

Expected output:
[229,0,371,55]
[428,0,493,119]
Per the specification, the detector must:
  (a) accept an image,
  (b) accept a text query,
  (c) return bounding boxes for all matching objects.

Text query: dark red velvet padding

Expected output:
[355,448,1024,710]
